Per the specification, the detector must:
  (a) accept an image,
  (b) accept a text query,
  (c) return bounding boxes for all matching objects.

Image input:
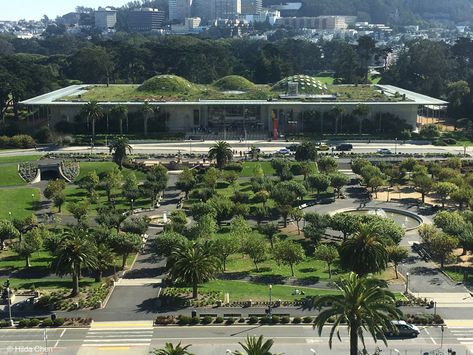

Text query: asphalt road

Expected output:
[0,325,468,355]
[0,141,470,157]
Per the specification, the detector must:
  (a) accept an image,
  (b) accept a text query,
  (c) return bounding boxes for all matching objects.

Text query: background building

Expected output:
[169,0,193,22]
[241,0,262,15]
[211,0,241,20]
[94,7,117,30]
[127,8,165,32]
[276,16,348,30]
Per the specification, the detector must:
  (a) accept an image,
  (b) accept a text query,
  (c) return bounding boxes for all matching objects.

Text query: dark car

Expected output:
[336,143,353,151]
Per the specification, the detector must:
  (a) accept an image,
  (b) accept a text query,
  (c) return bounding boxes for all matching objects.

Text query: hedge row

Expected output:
[0,135,36,149]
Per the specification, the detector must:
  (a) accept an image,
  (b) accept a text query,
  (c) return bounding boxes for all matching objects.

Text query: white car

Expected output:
[385,320,420,337]
[377,148,392,154]
[277,148,291,155]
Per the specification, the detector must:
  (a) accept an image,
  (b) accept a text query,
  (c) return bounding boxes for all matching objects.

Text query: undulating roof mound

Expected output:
[212,75,256,91]
[272,75,328,95]
[138,75,196,93]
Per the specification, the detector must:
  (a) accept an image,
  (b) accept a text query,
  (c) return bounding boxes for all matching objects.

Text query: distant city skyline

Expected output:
[1,0,130,21]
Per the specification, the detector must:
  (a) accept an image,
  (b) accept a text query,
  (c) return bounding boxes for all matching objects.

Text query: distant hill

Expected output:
[264,0,473,25]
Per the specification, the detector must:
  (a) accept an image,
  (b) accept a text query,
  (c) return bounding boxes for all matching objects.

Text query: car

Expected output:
[377,148,392,154]
[336,143,353,151]
[385,320,420,337]
[286,144,299,152]
[277,148,291,155]
[316,143,330,151]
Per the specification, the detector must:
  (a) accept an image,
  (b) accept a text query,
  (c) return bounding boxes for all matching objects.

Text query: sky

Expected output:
[1,0,131,21]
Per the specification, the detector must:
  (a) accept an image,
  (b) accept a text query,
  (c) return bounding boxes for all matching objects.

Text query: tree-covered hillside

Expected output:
[264,0,473,25]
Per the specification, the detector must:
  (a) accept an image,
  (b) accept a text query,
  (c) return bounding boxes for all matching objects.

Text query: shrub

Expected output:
[215,316,224,324]
[29,318,40,327]
[190,317,200,325]
[225,317,235,325]
[271,315,280,324]
[41,319,53,327]
[248,316,258,324]
[155,315,175,325]
[0,320,9,327]
[201,316,213,325]
[303,316,313,324]
[18,319,30,328]
[238,317,246,323]
[292,317,302,324]
[224,163,243,172]
[259,316,271,324]
[281,316,290,324]
[177,316,192,325]
[53,318,65,326]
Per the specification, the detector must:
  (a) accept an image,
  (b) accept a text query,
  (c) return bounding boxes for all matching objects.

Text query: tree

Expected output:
[318,156,338,174]
[168,241,221,299]
[109,232,142,270]
[190,202,216,221]
[367,176,385,198]
[208,141,233,169]
[313,273,401,355]
[67,201,90,226]
[188,214,217,239]
[353,104,369,133]
[111,105,128,135]
[290,208,304,234]
[167,210,188,234]
[233,335,276,355]
[103,167,123,204]
[435,182,459,208]
[208,197,235,226]
[241,234,268,271]
[152,231,189,258]
[329,213,360,241]
[122,171,141,210]
[421,227,458,268]
[80,171,100,203]
[307,174,330,198]
[314,244,338,279]
[330,106,345,134]
[143,164,168,207]
[95,207,127,232]
[224,171,239,191]
[51,229,97,297]
[152,342,194,355]
[258,222,279,248]
[121,216,150,235]
[81,101,103,140]
[202,167,220,190]
[339,224,388,276]
[12,227,44,267]
[93,243,115,282]
[213,234,239,271]
[141,101,154,137]
[254,190,270,207]
[44,179,67,212]
[176,168,196,199]
[386,245,409,278]
[413,174,433,204]
[303,213,330,243]
[329,173,349,198]
[109,136,132,170]
[295,141,317,161]
[273,239,305,277]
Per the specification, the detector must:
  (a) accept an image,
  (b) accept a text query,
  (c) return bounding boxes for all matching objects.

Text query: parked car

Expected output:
[316,143,330,151]
[385,320,420,337]
[277,148,291,155]
[377,148,392,154]
[286,144,299,152]
[336,143,353,151]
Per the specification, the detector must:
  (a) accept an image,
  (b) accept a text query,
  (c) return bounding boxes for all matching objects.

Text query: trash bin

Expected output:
[191,310,197,318]
[51,313,57,321]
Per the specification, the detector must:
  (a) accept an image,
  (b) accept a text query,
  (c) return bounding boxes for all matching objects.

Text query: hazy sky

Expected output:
[2,1,131,21]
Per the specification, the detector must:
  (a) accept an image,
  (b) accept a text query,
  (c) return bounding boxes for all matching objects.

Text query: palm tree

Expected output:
[93,243,115,282]
[233,336,278,355]
[109,136,132,170]
[313,273,402,355]
[167,241,221,299]
[111,105,128,134]
[353,104,369,134]
[152,342,194,355]
[81,101,104,140]
[141,101,154,137]
[51,229,97,297]
[339,223,388,276]
[208,141,233,169]
[330,106,345,134]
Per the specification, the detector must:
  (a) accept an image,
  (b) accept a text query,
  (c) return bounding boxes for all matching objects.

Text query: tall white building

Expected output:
[241,0,262,15]
[94,7,117,29]
[211,0,241,19]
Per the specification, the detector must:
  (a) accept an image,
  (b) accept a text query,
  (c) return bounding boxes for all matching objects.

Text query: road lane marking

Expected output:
[97,347,130,351]
[54,328,66,348]
[424,328,437,345]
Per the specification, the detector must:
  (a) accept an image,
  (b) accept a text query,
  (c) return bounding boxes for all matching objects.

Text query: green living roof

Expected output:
[59,74,407,103]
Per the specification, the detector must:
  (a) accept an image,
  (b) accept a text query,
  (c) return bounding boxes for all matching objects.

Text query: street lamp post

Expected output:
[405,272,409,294]
[31,193,35,210]
[268,284,272,317]
[394,138,398,154]
[3,280,13,327]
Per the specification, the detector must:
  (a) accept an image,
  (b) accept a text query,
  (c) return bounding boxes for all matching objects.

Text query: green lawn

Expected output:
[77,162,147,181]
[0,155,41,164]
[0,188,39,219]
[240,161,275,177]
[0,164,26,187]
[224,253,344,281]
[200,280,338,301]
[315,76,334,85]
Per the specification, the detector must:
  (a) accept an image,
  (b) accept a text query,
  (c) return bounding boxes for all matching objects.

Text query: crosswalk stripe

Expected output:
[84,339,151,343]
[82,343,151,347]
[86,335,153,339]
